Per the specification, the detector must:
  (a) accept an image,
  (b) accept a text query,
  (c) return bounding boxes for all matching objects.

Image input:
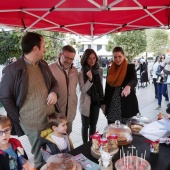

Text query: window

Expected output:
[80,45,84,52]
[97,45,102,51]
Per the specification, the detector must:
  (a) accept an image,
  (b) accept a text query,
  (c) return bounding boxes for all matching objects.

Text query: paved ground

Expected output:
[0,74,169,158]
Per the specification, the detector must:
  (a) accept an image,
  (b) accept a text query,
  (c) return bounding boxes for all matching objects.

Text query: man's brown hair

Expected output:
[0,115,11,128]
[62,45,76,54]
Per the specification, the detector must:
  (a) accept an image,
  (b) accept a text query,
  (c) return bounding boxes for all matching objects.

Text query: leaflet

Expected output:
[74,153,99,170]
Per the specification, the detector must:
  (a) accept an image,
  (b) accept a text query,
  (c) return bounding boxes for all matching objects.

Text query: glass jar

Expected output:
[107,134,118,149]
[150,140,159,154]
[99,138,108,152]
[90,133,101,150]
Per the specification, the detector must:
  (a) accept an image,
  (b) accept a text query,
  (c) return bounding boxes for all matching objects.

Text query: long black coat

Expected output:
[104,64,139,119]
[137,62,149,83]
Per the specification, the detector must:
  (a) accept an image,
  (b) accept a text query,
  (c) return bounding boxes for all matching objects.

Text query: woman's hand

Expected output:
[121,85,131,97]
[86,70,93,81]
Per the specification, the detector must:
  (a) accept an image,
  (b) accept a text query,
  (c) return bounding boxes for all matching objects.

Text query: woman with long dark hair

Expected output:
[78,49,103,143]
[104,47,139,124]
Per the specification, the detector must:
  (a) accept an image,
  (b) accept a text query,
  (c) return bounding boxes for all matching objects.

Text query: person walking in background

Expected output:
[136,59,149,87]
[49,45,78,135]
[155,55,169,110]
[162,55,170,112]
[104,47,139,124]
[102,57,108,68]
[0,32,58,170]
[152,56,162,99]
[78,49,104,143]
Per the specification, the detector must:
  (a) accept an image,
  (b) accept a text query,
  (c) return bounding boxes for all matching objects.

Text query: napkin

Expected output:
[139,116,170,141]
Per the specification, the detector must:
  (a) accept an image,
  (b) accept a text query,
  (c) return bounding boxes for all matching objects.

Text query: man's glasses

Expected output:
[0,127,11,136]
[62,54,74,61]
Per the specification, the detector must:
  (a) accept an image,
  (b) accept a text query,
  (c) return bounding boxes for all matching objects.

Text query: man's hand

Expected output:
[46,92,57,105]
[121,85,131,97]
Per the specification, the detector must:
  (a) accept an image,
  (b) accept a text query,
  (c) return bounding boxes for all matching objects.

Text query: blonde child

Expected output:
[40,113,73,162]
[0,115,27,170]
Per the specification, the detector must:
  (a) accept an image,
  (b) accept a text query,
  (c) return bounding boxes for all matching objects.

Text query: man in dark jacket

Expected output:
[0,32,58,169]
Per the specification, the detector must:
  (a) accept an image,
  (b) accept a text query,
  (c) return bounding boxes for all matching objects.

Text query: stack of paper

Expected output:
[139,116,170,141]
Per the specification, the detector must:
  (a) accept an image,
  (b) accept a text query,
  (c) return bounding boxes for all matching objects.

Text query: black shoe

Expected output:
[155,96,158,99]
[167,103,170,107]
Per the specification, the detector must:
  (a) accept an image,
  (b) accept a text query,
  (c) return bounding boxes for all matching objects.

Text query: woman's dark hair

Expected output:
[21,32,42,55]
[113,46,124,55]
[81,49,98,67]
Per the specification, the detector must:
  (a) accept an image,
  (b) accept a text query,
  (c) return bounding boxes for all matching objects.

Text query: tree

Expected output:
[107,30,147,61]
[146,29,169,56]
[0,30,23,64]
[0,30,66,64]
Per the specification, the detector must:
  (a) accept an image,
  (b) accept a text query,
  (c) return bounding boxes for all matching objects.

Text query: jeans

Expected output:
[81,104,100,143]
[157,83,169,106]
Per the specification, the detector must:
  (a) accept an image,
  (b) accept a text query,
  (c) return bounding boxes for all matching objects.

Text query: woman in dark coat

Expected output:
[104,47,139,124]
[137,59,149,87]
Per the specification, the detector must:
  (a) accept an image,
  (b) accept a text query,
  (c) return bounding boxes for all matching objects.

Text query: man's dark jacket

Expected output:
[0,56,58,136]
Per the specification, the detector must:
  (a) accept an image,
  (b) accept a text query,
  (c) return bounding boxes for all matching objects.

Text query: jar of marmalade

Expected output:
[90,133,101,150]
[99,138,108,152]
[107,134,118,149]
[150,140,159,154]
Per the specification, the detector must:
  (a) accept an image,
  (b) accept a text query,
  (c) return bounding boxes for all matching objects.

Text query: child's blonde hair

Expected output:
[0,115,11,128]
[48,113,67,129]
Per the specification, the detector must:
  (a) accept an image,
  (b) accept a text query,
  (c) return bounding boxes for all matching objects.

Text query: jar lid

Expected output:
[90,132,101,140]
[90,134,101,140]
[107,134,118,139]
[99,138,108,144]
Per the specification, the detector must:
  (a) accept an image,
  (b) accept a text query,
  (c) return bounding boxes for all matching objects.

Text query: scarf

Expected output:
[107,59,128,87]
[83,63,104,105]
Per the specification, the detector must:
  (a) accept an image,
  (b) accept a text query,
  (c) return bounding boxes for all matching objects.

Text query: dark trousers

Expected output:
[81,104,100,143]
[153,78,157,98]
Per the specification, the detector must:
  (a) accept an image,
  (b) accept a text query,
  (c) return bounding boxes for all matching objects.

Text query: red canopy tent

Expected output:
[0,0,170,39]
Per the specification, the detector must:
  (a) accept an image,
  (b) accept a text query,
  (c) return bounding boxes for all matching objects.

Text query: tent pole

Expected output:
[90,22,94,49]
